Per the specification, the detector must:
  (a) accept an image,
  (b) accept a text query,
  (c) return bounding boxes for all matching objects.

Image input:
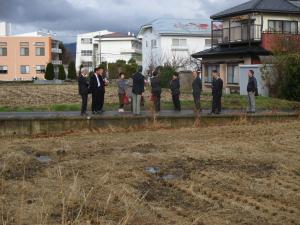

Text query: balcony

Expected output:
[52,60,62,65]
[212,25,262,45]
[120,48,142,54]
[51,48,62,54]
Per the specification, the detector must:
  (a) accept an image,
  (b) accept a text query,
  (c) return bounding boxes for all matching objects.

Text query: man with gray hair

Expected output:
[78,67,89,116]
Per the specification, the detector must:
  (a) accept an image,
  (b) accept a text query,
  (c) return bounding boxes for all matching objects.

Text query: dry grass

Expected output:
[0,121,300,225]
[0,83,192,108]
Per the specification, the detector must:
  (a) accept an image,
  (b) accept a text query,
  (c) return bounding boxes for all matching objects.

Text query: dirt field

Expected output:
[0,83,190,107]
[0,121,299,225]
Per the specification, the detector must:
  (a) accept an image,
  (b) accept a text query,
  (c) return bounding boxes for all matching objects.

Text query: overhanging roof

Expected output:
[192,45,271,58]
[211,0,300,20]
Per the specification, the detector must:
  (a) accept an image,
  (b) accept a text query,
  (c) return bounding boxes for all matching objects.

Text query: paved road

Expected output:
[0,109,296,119]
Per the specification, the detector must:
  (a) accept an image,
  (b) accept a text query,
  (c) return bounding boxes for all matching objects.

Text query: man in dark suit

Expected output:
[132,66,145,115]
[211,70,223,114]
[98,67,108,113]
[89,66,105,114]
[192,71,202,112]
[78,67,89,116]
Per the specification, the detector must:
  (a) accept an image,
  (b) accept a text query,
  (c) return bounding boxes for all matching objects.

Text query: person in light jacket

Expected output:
[117,72,127,112]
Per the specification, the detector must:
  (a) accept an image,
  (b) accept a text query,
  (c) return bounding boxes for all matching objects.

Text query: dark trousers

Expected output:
[80,94,88,114]
[212,94,222,113]
[152,92,161,112]
[172,94,181,111]
[193,93,201,111]
[92,91,100,112]
[99,91,105,111]
[119,94,125,109]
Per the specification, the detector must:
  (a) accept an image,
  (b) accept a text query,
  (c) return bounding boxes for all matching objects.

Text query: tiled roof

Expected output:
[192,45,270,58]
[101,32,134,38]
[139,18,211,36]
[211,0,300,20]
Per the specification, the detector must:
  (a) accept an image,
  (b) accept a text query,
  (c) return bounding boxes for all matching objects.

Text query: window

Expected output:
[20,65,30,74]
[20,42,29,56]
[205,65,220,83]
[151,40,157,48]
[227,64,239,84]
[268,20,298,34]
[34,42,45,46]
[0,42,7,56]
[172,39,187,47]
[81,50,93,56]
[81,38,92,44]
[36,65,46,74]
[205,39,212,46]
[82,61,93,67]
[36,47,45,56]
[0,66,8,74]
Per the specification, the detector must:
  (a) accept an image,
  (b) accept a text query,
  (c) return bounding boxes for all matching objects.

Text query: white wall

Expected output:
[239,65,269,97]
[100,39,141,64]
[141,27,210,73]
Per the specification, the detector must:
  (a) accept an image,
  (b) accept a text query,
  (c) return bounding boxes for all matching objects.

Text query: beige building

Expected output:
[0,34,62,81]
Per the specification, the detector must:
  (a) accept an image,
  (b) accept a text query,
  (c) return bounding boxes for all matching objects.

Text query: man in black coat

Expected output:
[78,67,89,116]
[150,70,161,112]
[89,66,106,114]
[132,66,145,115]
[211,70,223,114]
[170,72,181,111]
[192,71,202,112]
[247,70,258,113]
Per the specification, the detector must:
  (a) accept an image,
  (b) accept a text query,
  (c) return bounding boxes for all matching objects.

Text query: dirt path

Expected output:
[0,121,299,225]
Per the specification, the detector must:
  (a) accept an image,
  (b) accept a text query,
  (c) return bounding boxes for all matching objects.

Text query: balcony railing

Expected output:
[212,25,262,45]
[51,48,62,54]
[52,60,62,65]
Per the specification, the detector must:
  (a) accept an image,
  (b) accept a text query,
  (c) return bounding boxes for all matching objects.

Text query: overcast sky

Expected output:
[0,0,248,43]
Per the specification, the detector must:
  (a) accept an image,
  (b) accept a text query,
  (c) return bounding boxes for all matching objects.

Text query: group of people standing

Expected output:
[78,66,108,116]
[78,66,258,116]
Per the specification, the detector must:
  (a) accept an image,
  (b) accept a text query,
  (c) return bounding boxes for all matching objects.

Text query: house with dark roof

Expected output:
[138,18,211,73]
[192,0,300,92]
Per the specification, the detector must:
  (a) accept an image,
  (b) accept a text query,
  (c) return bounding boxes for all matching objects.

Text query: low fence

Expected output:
[0,112,298,137]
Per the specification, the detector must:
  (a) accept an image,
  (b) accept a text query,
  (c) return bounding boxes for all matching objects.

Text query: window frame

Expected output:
[227,64,239,85]
[205,64,220,83]
[36,65,46,74]
[0,65,8,74]
[36,47,45,56]
[268,20,298,34]
[20,65,30,74]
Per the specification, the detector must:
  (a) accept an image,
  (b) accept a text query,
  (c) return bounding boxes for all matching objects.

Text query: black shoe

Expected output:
[92,111,96,115]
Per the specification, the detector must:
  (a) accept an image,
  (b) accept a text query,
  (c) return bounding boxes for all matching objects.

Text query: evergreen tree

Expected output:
[45,63,55,80]
[68,61,76,80]
[58,65,66,80]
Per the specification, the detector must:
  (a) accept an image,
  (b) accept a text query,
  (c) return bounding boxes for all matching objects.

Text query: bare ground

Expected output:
[0,121,300,225]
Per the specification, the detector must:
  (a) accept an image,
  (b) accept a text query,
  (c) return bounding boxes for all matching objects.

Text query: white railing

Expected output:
[51,48,62,54]
[52,60,62,65]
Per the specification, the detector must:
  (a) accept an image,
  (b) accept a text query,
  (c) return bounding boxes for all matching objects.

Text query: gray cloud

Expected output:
[0,0,248,42]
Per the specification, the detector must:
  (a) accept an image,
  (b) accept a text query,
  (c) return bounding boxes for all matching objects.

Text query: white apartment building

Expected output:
[138,18,212,73]
[76,30,142,72]
[0,21,11,36]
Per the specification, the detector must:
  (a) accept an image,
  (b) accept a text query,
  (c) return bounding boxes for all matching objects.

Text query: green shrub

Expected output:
[58,65,66,80]
[159,66,176,88]
[45,63,55,80]
[68,61,77,80]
